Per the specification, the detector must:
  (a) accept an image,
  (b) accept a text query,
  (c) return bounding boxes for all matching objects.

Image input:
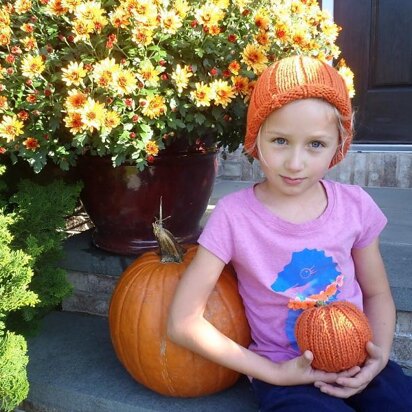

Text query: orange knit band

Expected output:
[244,55,353,168]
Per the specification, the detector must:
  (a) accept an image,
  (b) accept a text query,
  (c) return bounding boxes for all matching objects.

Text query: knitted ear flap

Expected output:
[244,55,353,168]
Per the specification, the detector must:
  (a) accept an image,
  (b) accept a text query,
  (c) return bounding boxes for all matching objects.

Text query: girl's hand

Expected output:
[279,351,359,386]
[314,342,386,398]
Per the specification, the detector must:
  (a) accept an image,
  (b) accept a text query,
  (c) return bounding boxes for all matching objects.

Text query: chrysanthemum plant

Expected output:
[0,0,354,172]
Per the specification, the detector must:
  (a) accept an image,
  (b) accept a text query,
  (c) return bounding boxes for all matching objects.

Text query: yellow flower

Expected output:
[75,0,108,33]
[320,20,340,42]
[141,95,167,119]
[291,24,311,48]
[255,30,271,48]
[231,76,250,97]
[64,112,85,134]
[160,11,182,34]
[274,22,289,42]
[21,54,45,78]
[0,115,24,142]
[196,4,224,29]
[92,57,120,88]
[145,140,159,156]
[104,110,121,130]
[64,89,88,111]
[212,0,230,8]
[109,6,130,28]
[72,18,94,42]
[171,64,193,94]
[129,0,158,28]
[131,27,154,46]
[233,0,251,10]
[61,61,87,86]
[112,69,138,96]
[14,0,32,15]
[81,98,106,131]
[20,36,37,51]
[62,0,82,13]
[208,25,221,36]
[228,60,241,75]
[291,1,304,14]
[190,82,214,107]
[138,61,161,87]
[46,0,69,16]
[337,60,356,98]
[0,30,11,47]
[0,96,8,111]
[173,0,190,18]
[241,44,268,75]
[254,10,270,31]
[211,80,235,108]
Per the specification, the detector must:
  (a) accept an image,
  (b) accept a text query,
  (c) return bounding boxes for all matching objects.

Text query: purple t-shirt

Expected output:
[198,180,387,363]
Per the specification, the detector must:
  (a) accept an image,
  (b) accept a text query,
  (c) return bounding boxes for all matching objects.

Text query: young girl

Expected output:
[168,55,412,411]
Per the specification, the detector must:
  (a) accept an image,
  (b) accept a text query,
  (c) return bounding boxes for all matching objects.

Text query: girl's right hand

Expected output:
[279,351,360,386]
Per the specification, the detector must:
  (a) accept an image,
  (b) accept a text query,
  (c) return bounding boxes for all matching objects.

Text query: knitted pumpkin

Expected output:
[295,301,372,372]
[109,213,251,397]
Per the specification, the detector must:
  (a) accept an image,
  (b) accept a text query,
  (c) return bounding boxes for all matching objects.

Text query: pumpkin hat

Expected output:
[244,55,353,168]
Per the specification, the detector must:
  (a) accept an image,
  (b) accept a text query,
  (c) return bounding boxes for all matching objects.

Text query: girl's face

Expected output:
[257,98,340,198]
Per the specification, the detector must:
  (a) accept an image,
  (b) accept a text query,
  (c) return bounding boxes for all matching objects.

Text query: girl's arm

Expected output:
[315,237,396,398]
[168,245,348,386]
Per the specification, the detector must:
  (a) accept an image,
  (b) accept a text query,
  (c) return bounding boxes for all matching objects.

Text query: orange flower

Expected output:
[145,140,159,156]
[228,60,241,75]
[232,76,249,96]
[23,137,40,151]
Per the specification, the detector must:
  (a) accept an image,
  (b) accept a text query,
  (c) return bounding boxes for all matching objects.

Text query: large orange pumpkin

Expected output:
[109,221,251,397]
[295,301,372,372]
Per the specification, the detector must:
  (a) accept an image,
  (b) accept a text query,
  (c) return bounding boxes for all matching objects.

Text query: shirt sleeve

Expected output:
[197,198,234,264]
[353,188,388,249]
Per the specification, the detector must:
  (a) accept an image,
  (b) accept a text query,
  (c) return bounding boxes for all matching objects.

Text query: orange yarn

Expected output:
[244,55,353,168]
[295,301,372,372]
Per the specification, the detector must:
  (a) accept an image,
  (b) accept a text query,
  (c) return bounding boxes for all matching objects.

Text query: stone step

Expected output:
[23,311,258,412]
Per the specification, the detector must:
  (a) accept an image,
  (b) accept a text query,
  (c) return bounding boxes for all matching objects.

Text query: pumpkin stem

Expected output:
[315,301,327,307]
[152,197,185,263]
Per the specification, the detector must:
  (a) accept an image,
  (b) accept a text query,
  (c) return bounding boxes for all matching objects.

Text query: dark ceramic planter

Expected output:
[77,150,217,255]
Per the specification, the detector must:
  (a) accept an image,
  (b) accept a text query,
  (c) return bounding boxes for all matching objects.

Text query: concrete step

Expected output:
[23,311,258,412]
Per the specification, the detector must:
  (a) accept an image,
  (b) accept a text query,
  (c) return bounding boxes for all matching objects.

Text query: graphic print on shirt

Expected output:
[271,248,342,350]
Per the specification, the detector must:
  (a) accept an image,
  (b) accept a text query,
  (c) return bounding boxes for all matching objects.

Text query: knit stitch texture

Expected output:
[295,301,372,372]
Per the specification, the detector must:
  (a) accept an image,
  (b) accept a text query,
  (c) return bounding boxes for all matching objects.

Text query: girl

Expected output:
[168,55,412,411]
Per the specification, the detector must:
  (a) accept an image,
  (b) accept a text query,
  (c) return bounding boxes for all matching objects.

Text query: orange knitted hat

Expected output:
[244,55,353,168]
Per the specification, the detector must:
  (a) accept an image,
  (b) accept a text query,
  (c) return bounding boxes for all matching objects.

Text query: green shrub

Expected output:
[6,178,82,336]
[0,167,38,412]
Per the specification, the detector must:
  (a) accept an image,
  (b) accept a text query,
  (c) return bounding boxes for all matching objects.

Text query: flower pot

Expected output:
[77,149,217,255]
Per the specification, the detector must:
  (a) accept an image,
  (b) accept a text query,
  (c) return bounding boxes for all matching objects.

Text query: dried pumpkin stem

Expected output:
[152,198,185,263]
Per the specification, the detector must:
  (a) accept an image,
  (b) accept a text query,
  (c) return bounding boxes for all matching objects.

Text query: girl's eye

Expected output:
[272,137,286,145]
[310,141,325,148]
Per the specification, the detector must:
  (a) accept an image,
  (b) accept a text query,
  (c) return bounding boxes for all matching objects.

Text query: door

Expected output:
[334,0,412,144]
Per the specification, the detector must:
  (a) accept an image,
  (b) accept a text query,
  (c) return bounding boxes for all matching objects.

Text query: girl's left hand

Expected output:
[314,342,386,398]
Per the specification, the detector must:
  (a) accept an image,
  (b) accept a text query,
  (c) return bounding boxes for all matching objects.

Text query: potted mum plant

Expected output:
[0,0,354,254]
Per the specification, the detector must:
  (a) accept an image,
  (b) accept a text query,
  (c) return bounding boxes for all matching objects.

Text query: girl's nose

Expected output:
[285,148,305,172]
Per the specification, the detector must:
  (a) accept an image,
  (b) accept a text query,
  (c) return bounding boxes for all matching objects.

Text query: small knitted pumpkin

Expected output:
[295,301,372,372]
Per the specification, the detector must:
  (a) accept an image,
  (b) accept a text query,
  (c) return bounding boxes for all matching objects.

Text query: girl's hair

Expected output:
[252,99,354,169]
[244,55,353,168]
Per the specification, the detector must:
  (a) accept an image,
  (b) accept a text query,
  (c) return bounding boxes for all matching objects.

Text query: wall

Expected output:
[218,147,412,188]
